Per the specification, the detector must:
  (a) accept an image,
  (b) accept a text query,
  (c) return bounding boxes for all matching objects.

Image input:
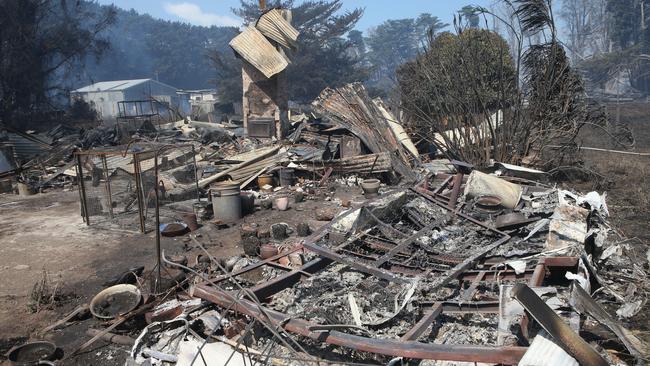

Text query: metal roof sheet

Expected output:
[229,26,288,78]
[518,331,578,366]
[3,133,52,162]
[73,79,163,93]
[256,9,299,50]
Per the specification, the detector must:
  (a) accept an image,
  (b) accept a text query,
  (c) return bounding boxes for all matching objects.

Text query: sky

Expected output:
[96,0,495,31]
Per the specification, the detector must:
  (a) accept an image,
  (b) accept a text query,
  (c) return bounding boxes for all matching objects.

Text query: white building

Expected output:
[71,79,187,121]
[178,89,218,102]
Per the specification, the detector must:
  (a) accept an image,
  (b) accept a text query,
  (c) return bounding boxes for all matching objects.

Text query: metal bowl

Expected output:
[475,195,503,212]
[160,222,189,237]
[90,284,141,319]
[8,341,56,366]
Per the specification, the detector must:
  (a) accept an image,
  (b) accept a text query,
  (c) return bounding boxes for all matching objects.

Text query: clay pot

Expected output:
[278,256,291,266]
[360,179,381,198]
[242,236,260,256]
[258,243,278,259]
[275,197,289,211]
[289,253,303,267]
[257,174,274,188]
[296,222,311,237]
[240,223,258,239]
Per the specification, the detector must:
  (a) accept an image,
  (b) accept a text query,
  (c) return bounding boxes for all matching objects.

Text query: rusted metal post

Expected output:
[101,155,114,219]
[448,172,463,210]
[529,258,547,287]
[133,153,146,233]
[76,153,90,225]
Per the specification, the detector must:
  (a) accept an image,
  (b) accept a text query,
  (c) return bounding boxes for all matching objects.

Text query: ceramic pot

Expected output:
[258,243,278,259]
[360,178,381,198]
[275,197,289,211]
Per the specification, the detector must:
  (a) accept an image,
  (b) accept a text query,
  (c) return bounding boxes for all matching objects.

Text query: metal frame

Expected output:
[193,253,579,364]
[74,143,198,234]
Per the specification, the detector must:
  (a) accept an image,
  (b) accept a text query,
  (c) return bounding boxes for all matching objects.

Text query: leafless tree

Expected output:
[558,0,609,63]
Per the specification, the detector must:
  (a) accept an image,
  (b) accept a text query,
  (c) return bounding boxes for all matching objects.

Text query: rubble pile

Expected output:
[2,76,648,366]
[2,1,648,363]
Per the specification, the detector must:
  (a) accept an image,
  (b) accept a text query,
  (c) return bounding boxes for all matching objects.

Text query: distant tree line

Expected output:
[80,4,237,90]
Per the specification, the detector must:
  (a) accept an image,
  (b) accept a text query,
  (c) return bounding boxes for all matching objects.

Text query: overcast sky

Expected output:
[96,0,495,31]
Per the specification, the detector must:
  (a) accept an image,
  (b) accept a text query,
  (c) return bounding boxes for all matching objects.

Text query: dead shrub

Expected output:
[28,269,63,313]
[397,1,630,170]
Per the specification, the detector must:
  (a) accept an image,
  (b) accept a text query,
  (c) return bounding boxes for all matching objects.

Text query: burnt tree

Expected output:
[0,0,115,130]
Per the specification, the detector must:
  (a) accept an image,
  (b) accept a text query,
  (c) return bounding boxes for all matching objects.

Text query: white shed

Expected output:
[71,79,184,121]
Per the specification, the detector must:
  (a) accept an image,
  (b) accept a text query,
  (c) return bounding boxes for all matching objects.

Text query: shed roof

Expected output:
[73,79,177,93]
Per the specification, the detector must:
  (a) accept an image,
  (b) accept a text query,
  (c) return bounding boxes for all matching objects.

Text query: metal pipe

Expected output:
[191,145,200,202]
[76,154,90,225]
[74,156,85,223]
[133,153,146,233]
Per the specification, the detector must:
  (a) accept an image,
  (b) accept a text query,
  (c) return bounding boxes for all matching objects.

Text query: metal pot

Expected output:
[8,341,56,366]
[211,182,242,223]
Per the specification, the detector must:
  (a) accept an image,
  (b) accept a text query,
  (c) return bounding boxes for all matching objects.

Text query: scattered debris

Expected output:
[3,24,648,366]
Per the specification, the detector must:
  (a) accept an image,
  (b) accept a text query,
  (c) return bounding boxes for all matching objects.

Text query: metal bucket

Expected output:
[240,192,255,215]
[257,174,274,188]
[211,182,242,223]
[278,168,294,187]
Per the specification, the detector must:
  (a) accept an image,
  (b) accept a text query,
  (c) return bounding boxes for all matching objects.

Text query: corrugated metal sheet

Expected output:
[226,145,282,163]
[373,98,419,158]
[518,331,578,366]
[311,83,415,178]
[3,133,52,162]
[229,26,288,78]
[256,9,299,50]
[91,148,196,175]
